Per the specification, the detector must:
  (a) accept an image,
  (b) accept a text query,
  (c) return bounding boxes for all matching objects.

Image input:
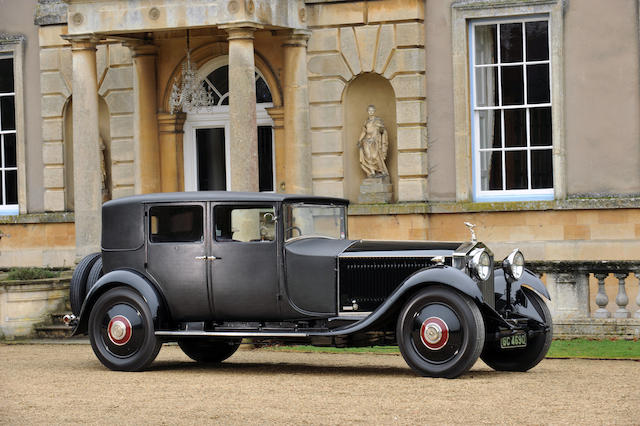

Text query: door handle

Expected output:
[195,256,221,261]
[195,256,207,261]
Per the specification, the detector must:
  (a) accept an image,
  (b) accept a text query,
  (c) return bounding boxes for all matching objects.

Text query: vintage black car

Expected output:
[65,192,552,378]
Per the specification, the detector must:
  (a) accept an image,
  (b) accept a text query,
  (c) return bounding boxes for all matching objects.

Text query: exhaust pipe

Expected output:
[62,314,77,325]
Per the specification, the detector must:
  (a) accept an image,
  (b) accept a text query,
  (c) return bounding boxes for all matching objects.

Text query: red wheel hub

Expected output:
[420,316,449,350]
[107,315,132,346]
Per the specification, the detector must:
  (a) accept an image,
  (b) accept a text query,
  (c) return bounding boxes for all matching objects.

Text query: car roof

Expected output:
[103,191,349,208]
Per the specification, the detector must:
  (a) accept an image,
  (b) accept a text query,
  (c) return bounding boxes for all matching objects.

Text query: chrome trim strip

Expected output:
[339,253,452,259]
[337,312,371,318]
[155,331,309,338]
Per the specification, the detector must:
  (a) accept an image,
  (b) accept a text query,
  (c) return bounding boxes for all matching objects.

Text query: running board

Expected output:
[155,330,309,338]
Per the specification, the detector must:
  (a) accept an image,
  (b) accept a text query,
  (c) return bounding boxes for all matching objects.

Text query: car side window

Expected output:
[149,205,203,243]
[214,205,276,242]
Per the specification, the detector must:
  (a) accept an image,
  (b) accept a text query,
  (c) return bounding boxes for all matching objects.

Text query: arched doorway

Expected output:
[183,56,274,192]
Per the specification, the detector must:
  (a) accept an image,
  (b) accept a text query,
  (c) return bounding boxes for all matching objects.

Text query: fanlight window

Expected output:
[201,65,272,106]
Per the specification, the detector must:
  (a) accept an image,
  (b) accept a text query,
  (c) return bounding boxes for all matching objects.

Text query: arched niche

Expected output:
[63,96,112,210]
[344,73,397,203]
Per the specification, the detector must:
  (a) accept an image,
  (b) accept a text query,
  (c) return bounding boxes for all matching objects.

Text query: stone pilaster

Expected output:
[129,43,161,194]
[283,30,312,195]
[157,112,186,192]
[265,106,285,192]
[222,24,263,192]
[70,37,101,259]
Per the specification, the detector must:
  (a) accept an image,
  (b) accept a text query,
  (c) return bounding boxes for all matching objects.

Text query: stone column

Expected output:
[265,106,285,192]
[70,37,102,259]
[222,24,263,191]
[283,30,312,195]
[157,112,187,192]
[130,43,161,194]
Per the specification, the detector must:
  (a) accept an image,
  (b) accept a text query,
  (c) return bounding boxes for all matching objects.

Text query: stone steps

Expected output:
[34,312,75,339]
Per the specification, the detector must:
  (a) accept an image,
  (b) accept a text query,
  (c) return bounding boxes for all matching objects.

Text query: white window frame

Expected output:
[183,57,275,192]
[470,16,554,202]
[451,0,565,202]
[0,37,26,215]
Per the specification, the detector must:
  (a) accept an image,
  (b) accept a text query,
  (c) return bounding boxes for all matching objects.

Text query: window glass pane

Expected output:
[501,66,524,105]
[0,58,14,93]
[526,21,549,61]
[5,169,17,204]
[3,133,16,167]
[258,126,273,192]
[480,151,502,191]
[475,66,498,107]
[285,204,346,241]
[206,65,229,104]
[1,96,16,130]
[0,172,3,204]
[196,128,226,190]
[475,24,497,65]
[500,23,523,63]
[527,64,550,104]
[255,76,272,103]
[478,110,501,149]
[214,205,276,242]
[149,205,203,243]
[505,150,528,190]
[504,109,526,147]
[531,149,553,189]
[530,107,552,146]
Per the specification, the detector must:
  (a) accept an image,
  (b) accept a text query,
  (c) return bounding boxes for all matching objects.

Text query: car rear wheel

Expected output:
[70,252,101,316]
[88,287,161,371]
[396,286,485,378]
[480,289,552,372]
[178,339,240,363]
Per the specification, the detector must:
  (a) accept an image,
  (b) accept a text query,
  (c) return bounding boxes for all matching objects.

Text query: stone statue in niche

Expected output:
[357,105,392,203]
[357,104,389,177]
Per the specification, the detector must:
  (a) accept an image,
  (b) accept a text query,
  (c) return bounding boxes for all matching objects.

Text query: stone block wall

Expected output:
[306,0,426,202]
[39,26,135,211]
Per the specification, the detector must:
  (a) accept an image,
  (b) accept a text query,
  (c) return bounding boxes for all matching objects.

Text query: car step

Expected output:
[155,330,309,338]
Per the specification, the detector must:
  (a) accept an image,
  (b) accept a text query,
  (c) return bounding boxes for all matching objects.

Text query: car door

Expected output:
[209,203,280,320]
[145,203,211,321]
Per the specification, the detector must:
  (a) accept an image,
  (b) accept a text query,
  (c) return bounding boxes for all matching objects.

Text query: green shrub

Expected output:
[6,267,60,281]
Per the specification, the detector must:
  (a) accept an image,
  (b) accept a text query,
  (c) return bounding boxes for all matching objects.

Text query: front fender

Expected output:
[72,269,167,336]
[320,265,483,336]
[494,268,550,324]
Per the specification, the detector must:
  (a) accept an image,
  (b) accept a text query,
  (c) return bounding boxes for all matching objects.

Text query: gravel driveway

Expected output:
[1,343,638,424]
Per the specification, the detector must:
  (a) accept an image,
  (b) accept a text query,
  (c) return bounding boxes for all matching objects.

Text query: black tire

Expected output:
[85,257,103,295]
[88,287,161,371]
[481,289,553,372]
[70,252,101,316]
[396,286,485,378]
[178,339,240,363]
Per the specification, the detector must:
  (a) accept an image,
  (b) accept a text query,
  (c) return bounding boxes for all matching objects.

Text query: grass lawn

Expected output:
[260,339,640,360]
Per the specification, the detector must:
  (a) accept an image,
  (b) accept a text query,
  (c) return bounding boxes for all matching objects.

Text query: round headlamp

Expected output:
[503,249,525,281]
[469,249,492,281]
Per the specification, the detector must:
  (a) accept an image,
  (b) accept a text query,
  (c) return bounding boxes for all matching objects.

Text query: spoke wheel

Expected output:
[481,289,552,372]
[178,339,240,363]
[397,286,485,378]
[89,287,161,371]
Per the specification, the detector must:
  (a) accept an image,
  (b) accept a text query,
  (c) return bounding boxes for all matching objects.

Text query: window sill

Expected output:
[348,197,640,216]
[0,212,75,224]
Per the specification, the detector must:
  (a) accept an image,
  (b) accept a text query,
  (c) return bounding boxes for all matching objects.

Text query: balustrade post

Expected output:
[613,273,630,319]
[593,273,611,318]
[634,272,640,319]
[546,271,590,319]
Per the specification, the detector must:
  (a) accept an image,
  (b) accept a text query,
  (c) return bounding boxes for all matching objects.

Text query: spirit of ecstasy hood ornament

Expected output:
[464,222,477,243]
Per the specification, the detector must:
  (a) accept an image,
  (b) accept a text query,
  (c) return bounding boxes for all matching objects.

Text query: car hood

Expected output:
[341,240,462,257]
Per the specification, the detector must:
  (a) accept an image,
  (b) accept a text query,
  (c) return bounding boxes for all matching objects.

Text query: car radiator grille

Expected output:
[339,257,443,312]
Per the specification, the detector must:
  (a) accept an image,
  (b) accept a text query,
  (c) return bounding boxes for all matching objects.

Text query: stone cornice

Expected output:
[452,0,560,10]
[0,34,26,45]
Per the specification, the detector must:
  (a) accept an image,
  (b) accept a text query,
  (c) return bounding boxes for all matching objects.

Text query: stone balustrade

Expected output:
[528,261,640,338]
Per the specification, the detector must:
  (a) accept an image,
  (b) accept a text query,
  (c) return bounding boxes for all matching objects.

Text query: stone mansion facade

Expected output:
[1,0,639,270]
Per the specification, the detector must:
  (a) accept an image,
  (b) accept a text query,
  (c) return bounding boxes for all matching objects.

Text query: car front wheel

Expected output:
[396,286,485,378]
[480,289,552,372]
[178,338,240,363]
[88,287,161,371]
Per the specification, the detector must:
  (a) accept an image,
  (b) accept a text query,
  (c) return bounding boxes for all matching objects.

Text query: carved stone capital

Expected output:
[125,41,158,57]
[283,29,311,48]
[220,22,264,40]
[61,34,101,51]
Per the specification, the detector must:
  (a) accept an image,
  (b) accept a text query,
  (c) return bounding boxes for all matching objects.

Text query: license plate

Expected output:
[500,332,527,349]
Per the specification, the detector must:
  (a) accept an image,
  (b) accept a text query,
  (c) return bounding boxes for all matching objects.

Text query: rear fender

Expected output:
[72,269,167,335]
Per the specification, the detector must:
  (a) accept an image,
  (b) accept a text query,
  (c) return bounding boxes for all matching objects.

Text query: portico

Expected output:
[62,0,312,257]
